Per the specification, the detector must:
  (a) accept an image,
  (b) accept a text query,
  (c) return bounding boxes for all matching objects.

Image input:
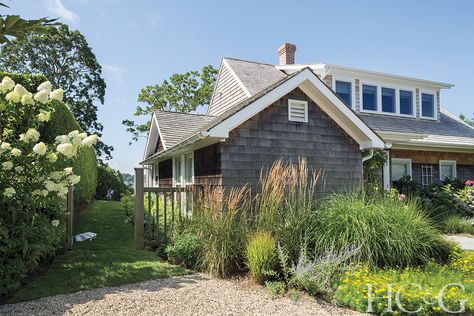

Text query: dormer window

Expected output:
[399,90,413,115]
[421,93,435,118]
[362,84,377,111]
[381,87,396,113]
[335,80,352,107]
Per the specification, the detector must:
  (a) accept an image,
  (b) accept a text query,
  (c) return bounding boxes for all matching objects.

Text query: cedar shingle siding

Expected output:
[194,143,222,186]
[216,88,362,195]
[158,159,172,187]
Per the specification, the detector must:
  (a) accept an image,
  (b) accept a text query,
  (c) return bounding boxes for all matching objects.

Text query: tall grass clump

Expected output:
[190,186,250,277]
[256,159,320,261]
[245,232,277,284]
[315,194,452,267]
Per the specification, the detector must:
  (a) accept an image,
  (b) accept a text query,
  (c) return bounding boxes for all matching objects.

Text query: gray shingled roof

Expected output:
[154,111,215,149]
[224,57,286,95]
[358,109,474,139]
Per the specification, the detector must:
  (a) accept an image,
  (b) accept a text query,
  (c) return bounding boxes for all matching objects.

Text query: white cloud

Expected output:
[43,0,80,24]
[102,64,126,84]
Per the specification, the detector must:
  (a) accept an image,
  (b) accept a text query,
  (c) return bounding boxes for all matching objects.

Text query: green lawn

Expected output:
[9,200,187,303]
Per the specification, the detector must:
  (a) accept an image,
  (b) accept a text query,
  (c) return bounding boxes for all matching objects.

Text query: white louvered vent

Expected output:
[288,99,308,122]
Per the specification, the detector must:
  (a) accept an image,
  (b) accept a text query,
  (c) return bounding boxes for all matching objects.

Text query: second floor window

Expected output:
[335,80,352,107]
[400,90,413,115]
[381,87,395,113]
[362,84,377,111]
[421,93,435,118]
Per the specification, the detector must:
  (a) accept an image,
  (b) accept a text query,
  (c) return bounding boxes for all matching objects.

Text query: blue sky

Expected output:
[8,0,474,174]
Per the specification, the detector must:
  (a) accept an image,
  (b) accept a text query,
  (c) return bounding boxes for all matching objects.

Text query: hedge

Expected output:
[1,71,98,206]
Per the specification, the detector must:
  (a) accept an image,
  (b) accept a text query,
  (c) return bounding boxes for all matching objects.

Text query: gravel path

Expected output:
[0,274,363,316]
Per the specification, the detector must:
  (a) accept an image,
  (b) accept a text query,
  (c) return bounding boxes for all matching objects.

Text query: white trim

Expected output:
[398,88,416,117]
[222,58,252,97]
[288,99,308,122]
[143,113,167,160]
[332,76,355,109]
[184,152,194,185]
[207,68,385,150]
[391,158,412,180]
[383,150,391,190]
[439,160,457,180]
[360,81,379,113]
[419,90,438,120]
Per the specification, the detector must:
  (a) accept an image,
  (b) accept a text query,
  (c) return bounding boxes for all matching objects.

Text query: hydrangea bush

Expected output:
[0,76,97,293]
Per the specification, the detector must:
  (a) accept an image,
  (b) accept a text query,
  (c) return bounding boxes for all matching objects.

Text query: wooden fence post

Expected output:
[64,186,74,250]
[134,167,145,249]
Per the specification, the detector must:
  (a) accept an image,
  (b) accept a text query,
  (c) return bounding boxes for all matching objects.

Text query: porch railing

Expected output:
[134,167,194,249]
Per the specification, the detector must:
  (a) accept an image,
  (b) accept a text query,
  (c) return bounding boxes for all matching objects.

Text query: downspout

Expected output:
[362,149,374,163]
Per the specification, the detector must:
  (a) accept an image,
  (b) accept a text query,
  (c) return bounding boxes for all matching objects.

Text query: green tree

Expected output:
[0,23,113,160]
[460,112,474,128]
[0,2,56,43]
[122,65,218,143]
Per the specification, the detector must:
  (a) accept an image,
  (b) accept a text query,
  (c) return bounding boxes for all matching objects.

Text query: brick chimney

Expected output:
[278,43,296,65]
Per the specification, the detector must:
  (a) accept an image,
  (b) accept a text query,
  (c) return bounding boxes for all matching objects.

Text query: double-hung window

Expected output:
[439,160,456,181]
[421,93,435,118]
[335,80,352,107]
[399,90,413,115]
[381,87,396,113]
[185,154,193,185]
[391,158,412,181]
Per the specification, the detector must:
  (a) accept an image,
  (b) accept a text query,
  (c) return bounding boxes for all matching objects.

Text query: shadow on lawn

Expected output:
[0,274,209,316]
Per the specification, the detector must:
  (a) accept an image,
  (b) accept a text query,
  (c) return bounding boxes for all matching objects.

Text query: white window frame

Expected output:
[398,88,416,117]
[420,90,438,120]
[172,152,194,187]
[391,158,412,181]
[332,76,355,109]
[288,99,308,123]
[360,81,379,113]
[439,160,456,181]
[359,81,416,118]
[421,165,434,187]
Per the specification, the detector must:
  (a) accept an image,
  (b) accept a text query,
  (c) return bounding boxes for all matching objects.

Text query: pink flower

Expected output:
[465,180,474,186]
[399,194,407,202]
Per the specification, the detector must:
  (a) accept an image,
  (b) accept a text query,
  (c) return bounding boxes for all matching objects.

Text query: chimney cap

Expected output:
[278,43,296,65]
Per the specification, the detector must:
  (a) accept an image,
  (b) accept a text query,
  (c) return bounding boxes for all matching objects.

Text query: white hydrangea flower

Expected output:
[69,174,81,185]
[56,143,76,158]
[20,93,34,106]
[4,187,15,197]
[13,84,28,97]
[46,152,58,163]
[5,91,21,103]
[51,220,60,227]
[78,132,87,140]
[81,134,98,147]
[15,166,23,173]
[33,142,47,156]
[2,161,13,170]
[64,167,73,175]
[0,142,11,150]
[68,130,80,139]
[34,90,49,104]
[41,190,49,197]
[26,128,40,142]
[56,185,69,196]
[1,76,15,91]
[37,111,51,122]
[37,81,52,93]
[50,171,62,180]
[44,180,57,192]
[55,135,69,144]
[11,148,21,156]
[49,89,64,101]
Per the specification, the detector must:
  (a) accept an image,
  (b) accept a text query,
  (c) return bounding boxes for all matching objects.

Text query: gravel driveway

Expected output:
[0,274,363,316]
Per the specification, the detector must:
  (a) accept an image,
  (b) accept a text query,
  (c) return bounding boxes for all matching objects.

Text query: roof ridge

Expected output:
[155,110,215,117]
[223,56,277,67]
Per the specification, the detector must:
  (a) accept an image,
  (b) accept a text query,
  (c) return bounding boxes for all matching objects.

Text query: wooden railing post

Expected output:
[64,186,74,250]
[134,167,145,249]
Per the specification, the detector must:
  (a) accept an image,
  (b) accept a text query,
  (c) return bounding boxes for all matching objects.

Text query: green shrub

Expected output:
[165,232,200,268]
[315,194,452,267]
[459,218,474,235]
[96,164,129,200]
[41,96,97,206]
[265,280,286,299]
[245,232,277,284]
[190,187,250,277]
